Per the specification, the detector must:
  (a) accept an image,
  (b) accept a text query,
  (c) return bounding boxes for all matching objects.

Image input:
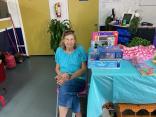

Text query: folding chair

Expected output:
[56,87,59,117]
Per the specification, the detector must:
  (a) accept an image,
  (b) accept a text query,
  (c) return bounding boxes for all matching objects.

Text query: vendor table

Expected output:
[87,60,156,117]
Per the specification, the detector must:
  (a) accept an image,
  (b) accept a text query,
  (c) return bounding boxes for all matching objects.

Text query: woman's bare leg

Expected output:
[75,112,82,117]
[59,106,68,117]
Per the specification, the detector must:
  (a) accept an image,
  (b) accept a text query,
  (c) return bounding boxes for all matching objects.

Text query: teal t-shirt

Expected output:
[55,45,87,80]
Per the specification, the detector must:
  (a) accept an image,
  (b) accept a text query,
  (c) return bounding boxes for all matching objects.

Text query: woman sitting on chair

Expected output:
[55,30,87,117]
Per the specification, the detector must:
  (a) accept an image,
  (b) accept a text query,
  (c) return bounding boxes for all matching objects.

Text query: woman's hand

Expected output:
[55,74,62,81]
[61,73,70,80]
[56,73,70,85]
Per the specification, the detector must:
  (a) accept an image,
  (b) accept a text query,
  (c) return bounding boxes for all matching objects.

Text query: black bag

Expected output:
[14,52,24,63]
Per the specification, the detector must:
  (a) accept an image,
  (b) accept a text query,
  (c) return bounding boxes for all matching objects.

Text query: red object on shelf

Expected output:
[0,62,6,83]
[0,96,6,107]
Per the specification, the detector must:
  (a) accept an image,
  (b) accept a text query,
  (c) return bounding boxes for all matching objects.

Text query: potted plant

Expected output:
[127,37,151,47]
[129,15,141,35]
[48,19,72,53]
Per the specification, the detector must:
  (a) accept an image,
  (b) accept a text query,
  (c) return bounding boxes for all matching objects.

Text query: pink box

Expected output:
[91,31,118,48]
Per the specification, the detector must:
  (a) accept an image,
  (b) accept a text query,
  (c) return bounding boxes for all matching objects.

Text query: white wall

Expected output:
[7,0,21,27]
[99,0,156,26]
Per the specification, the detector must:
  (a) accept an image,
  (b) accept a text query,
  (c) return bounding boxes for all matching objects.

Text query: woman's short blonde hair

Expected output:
[60,30,77,50]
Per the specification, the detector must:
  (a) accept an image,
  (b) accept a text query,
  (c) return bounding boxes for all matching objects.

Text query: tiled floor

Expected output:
[0,56,88,117]
[0,56,58,117]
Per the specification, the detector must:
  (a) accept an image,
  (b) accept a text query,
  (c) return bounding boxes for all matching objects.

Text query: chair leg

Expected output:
[56,93,59,117]
[72,113,75,117]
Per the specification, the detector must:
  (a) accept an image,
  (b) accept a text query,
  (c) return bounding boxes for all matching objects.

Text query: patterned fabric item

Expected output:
[121,45,156,61]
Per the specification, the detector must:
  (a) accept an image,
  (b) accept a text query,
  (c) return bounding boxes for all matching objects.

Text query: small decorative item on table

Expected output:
[152,60,156,64]
[122,19,127,26]
[135,62,154,76]
[152,54,156,65]
[90,49,100,61]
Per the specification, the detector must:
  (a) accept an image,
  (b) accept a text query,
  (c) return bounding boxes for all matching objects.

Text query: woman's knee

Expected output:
[75,112,82,117]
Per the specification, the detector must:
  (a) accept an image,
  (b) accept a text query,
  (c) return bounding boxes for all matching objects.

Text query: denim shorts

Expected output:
[58,78,85,113]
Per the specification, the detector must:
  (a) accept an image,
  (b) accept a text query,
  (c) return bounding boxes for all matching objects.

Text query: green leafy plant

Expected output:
[129,16,141,35]
[127,37,151,47]
[48,19,72,53]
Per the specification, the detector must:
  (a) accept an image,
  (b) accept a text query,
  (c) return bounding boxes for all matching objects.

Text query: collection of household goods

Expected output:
[88,31,156,76]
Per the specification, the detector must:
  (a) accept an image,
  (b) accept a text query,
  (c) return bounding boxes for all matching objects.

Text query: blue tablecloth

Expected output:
[87,60,156,117]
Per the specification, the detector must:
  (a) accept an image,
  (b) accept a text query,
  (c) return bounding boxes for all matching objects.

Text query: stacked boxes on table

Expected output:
[88,31,123,69]
[91,31,118,48]
[88,46,123,69]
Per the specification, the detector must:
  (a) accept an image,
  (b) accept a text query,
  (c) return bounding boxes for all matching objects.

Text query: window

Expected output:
[0,0,9,19]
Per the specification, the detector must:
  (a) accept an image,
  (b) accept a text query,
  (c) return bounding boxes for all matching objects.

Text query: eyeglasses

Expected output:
[63,30,75,34]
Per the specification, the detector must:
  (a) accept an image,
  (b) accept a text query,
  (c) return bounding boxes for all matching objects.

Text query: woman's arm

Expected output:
[70,62,87,80]
[55,64,69,85]
[55,64,61,75]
